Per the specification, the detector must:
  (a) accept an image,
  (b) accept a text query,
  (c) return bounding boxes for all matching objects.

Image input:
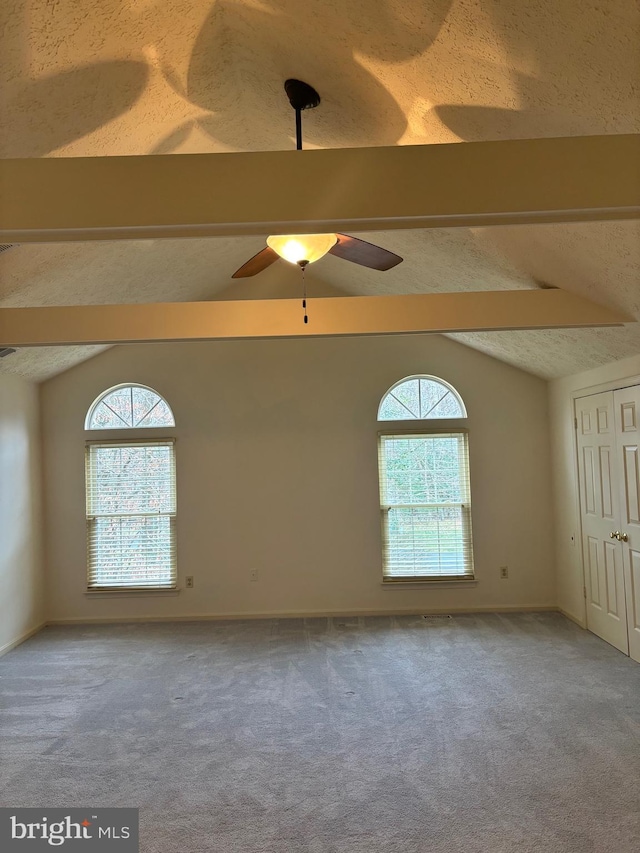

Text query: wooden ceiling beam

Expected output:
[0,290,631,348]
[0,134,638,243]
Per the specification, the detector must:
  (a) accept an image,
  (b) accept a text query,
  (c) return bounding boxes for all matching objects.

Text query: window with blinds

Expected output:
[86,440,177,589]
[378,431,474,581]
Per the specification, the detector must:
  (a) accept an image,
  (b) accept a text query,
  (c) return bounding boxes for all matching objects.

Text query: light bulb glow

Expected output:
[267,233,338,265]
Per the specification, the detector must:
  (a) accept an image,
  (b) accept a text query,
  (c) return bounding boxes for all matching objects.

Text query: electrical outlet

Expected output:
[249,569,259,582]
[185,576,194,588]
[500,566,509,579]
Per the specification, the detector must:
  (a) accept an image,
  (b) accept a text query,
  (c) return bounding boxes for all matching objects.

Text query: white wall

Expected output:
[40,334,555,622]
[0,373,45,653]
[549,353,640,625]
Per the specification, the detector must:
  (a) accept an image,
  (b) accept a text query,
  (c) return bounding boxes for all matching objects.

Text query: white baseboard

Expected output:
[47,604,558,625]
[0,622,47,658]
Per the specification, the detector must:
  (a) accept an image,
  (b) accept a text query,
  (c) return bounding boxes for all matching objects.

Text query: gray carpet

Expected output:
[1,612,639,852]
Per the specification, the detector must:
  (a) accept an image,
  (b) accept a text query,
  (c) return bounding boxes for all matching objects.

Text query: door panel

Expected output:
[587,536,601,607]
[599,447,614,518]
[623,445,640,523]
[613,386,640,662]
[621,401,637,431]
[576,392,629,654]
[627,549,640,660]
[581,409,593,434]
[583,447,597,515]
[597,405,610,433]
[604,540,620,617]
[629,550,640,623]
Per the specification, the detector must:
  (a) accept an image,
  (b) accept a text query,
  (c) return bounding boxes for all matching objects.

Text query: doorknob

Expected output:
[610,531,629,542]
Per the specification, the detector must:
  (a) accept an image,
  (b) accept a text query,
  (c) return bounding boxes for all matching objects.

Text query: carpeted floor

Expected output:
[1,612,639,852]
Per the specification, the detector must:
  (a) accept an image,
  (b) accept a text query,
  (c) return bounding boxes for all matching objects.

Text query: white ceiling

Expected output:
[1,0,639,382]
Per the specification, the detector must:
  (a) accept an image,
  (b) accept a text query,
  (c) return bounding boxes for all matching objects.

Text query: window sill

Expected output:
[84,588,180,598]
[381,578,477,588]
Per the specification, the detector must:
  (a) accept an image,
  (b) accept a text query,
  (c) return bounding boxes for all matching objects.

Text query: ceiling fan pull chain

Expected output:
[301,263,308,324]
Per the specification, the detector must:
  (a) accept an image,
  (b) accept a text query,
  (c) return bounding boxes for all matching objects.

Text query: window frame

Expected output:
[84,383,178,593]
[85,437,178,592]
[85,383,175,431]
[378,374,467,422]
[377,422,475,584]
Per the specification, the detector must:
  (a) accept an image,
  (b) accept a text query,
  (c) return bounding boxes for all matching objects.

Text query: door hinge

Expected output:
[583,586,587,599]
[574,417,578,430]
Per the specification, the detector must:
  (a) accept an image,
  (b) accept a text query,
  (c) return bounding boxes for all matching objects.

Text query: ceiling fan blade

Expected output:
[231,246,279,278]
[329,234,403,271]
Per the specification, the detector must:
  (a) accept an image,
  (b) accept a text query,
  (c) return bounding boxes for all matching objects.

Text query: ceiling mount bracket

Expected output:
[284,79,320,150]
[284,79,320,112]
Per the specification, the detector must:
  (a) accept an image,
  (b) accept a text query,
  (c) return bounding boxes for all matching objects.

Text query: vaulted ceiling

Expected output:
[1,0,639,382]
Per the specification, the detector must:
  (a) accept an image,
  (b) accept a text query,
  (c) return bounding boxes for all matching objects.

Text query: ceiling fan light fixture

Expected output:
[266,233,338,266]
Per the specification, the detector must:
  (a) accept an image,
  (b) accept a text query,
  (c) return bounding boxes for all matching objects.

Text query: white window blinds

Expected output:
[378,432,474,581]
[86,440,177,588]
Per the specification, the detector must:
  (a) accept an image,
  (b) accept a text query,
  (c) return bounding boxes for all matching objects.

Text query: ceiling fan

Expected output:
[231,79,403,280]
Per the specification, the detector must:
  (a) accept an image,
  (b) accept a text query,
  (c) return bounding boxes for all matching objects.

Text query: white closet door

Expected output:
[613,386,640,663]
[575,392,629,654]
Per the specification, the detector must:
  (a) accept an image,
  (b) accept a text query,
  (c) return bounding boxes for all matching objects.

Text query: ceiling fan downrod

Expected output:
[284,79,320,150]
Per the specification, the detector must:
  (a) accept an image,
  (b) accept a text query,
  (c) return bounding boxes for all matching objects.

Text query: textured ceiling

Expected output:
[1,0,639,382]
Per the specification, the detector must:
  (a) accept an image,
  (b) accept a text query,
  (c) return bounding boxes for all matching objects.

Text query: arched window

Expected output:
[378,375,466,421]
[86,384,175,430]
[377,376,474,582]
[84,384,177,590]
